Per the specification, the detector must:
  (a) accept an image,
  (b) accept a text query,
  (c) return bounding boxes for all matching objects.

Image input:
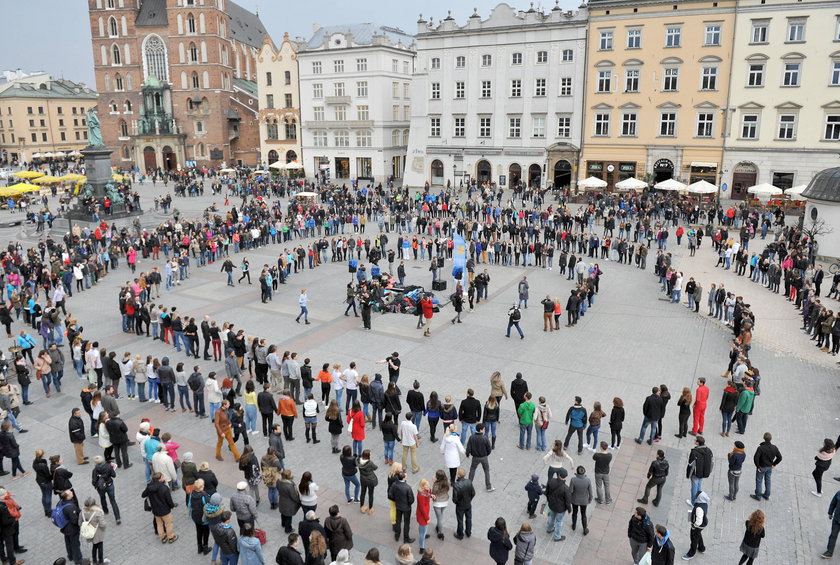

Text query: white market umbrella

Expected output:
[31,152,42,158]
[68,150,82,157]
[747,183,782,196]
[54,151,66,157]
[268,161,284,169]
[42,152,55,158]
[219,168,237,174]
[283,160,303,170]
[614,177,648,191]
[785,185,807,200]
[578,176,608,189]
[653,178,687,191]
[685,180,718,194]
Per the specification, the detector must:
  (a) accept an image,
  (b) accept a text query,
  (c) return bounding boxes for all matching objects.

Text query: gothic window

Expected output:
[143,34,169,82]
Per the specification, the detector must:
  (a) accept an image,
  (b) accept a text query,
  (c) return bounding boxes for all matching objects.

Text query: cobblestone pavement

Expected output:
[3,185,837,565]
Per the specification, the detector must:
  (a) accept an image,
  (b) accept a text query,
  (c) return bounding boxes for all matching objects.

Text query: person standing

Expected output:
[68,408,88,465]
[544,468,572,542]
[609,397,625,449]
[210,510,238,565]
[593,442,613,505]
[739,510,765,565]
[388,472,415,544]
[627,507,655,565]
[651,524,676,565]
[487,516,513,565]
[257,383,275,438]
[750,432,782,501]
[734,378,755,435]
[719,381,738,438]
[725,441,747,501]
[78,495,106,565]
[440,425,466,484]
[637,450,669,507]
[540,295,554,332]
[506,305,524,339]
[398,413,420,474]
[142,472,178,543]
[812,438,836,498]
[510,373,528,414]
[458,389,481,446]
[689,378,709,436]
[57,489,83,565]
[686,437,713,505]
[569,466,592,536]
[674,388,691,439]
[821,488,840,559]
[466,423,494,492]
[452,467,475,541]
[295,289,310,324]
[517,393,536,451]
[563,397,587,455]
[513,522,536,565]
[420,295,434,337]
[416,479,432,555]
[681,490,710,560]
[91,456,121,524]
[214,399,241,462]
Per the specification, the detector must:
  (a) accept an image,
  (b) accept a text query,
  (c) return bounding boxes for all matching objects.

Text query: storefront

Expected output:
[689,162,718,185]
[586,160,637,189]
[730,161,757,200]
[653,158,674,183]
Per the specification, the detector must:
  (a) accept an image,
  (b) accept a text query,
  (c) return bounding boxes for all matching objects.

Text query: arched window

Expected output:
[403,129,410,145]
[100,45,108,66]
[192,72,200,88]
[123,44,131,65]
[392,130,400,145]
[125,73,132,90]
[98,17,104,37]
[121,16,127,35]
[202,71,209,89]
[104,73,110,91]
[119,119,128,137]
[124,99,132,112]
[143,34,169,82]
[112,44,121,65]
[121,145,130,159]
[108,100,118,112]
[199,13,205,33]
[200,41,207,63]
[196,142,205,156]
[189,42,198,63]
[180,71,188,89]
[109,16,118,37]
[114,73,124,91]
[187,13,196,34]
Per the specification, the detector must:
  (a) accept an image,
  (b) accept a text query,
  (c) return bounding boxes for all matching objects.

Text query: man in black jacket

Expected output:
[457,388,481,445]
[465,423,494,492]
[142,472,178,543]
[751,432,783,501]
[566,289,580,327]
[634,387,663,446]
[686,436,714,505]
[627,506,655,565]
[210,510,237,562]
[68,408,87,465]
[201,316,212,360]
[157,357,176,412]
[452,468,475,540]
[92,455,121,523]
[58,489,83,564]
[257,383,275,437]
[104,412,130,469]
[637,450,669,507]
[510,373,529,414]
[297,510,326,561]
[275,532,304,565]
[406,380,425,431]
[388,472,415,543]
[545,468,572,541]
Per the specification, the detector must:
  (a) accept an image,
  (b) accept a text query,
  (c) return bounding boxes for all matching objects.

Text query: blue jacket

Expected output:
[830,491,840,523]
[565,405,587,429]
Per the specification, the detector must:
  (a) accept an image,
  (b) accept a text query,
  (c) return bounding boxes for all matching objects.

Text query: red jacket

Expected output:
[416,490,431,526]
[694,385,709,407]
[347,409,365,441]
[421,298,434,319]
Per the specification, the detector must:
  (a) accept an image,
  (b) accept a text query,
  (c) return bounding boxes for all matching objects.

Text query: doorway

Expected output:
[731,162,757,200]
[162,145,176,171]
[528,164,542,188]
[509,163,521,187]
[476,160,491,184]
[553,160,571,189]
[653,159,674,184]
[335,157,350,178]
[143,146,157,171]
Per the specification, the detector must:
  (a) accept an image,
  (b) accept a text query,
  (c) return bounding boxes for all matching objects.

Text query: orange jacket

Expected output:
[277,395,298,417]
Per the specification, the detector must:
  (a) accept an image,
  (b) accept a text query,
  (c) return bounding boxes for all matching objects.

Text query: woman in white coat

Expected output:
[440,424,466,484]
[151,444,178,488]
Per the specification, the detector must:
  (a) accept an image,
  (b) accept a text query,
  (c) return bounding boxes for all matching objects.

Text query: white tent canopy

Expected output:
[614,177,648,190]
[747,183,783,196]
[283,161,303,170]
[785,184,807,200]
[653,178,687,191]
[685,180,718,194]
[268,161,284,169]
[578,176,608,189]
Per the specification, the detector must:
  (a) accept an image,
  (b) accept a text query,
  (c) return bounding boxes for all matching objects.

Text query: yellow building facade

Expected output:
[580,0,735,189]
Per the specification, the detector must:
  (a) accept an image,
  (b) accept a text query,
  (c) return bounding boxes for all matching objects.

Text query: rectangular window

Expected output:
[482,54,492,67]
[666,26,681,47]
[312,62,322,74]
[701,66,718,90]
[356,131,371,147]
[392,59,399,72]
[356,58,367,72]
[557,116,571,138]
[455,56,465,68]
[333,60,344,73]
[60,132,66,141]
[481,80,492,98]
[479,117,491,137]
[787,20,805,42]
[455,81,465,99]
[334,131,349,147]
[312,83,323,98]
[265,72,272,86]
[403,61,410,74]
[334,106,346,121]
[741,114,758,139]
[625,69,639,92]
[313,131,327,147]
[594,113,610,136]
[392,105,399,120]
[597,70,612,93]
[778,114,797,139]
[313,106,324,121]
[748,64,764,87]
[659,112,676,136]
[696,112,714,137]
[599,30,614,50]
[357,81,368,97]
[510,79,522,98]
[751,22,768,43]
[454,117,465,137]
[404,83,410,99]
[562,49,574,62]
[265,94,274,109]
[430,117,440,137]
[430,57,440,70]
[284,94,293,108]
[825,115,840,139]
[621,112,637,136]
[357,105,369,121]
[391,82,400,98]
[509,117,521,138]
[627,29,641,49]
[536,50,548,64]
[663,68,679,91]
[403,105,409,121]
[705,24,721,46]
[832,62,840,86]
[334,82,345,96]
[534,78,546,96]
[783,63,800,86]
[560,77,572,96]
[512,52,522,65]
[533,116,545,138]
[431,82,440,99]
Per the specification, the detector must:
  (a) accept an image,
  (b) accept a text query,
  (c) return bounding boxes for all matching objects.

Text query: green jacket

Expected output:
[518,401,536,426]
[736,388,755,414]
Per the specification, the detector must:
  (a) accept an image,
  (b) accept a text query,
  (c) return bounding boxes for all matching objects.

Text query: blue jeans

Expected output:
[690,476,703,503]
[352,439,363,457]
[41,371,53,394]
[268,487,279,506]
[485,421,497,438]
[39,482,52,515]
[245,404,257,432]
[297,306,309,322]
[418,524,428,550]
[74,358,84,378]
[177,385,192,410]
[755,466,772,498]
[535,425,546,450]
[335,389,344,414]
[174,331,185,352]
[721,411,733,434]
[162,382,175,409]
[220,553,239,565]
[384,440,395,462]
[209,402,221,422]
[586,425,600,447]
[546,510,566,540]
[519,423,533,449]
[460,422,476,445]
[671,289,681,303]
[125,375,135,397]
[148,379,158,401]
[343,474,360,501]
[412,411,422,430]
[637,418,657,443]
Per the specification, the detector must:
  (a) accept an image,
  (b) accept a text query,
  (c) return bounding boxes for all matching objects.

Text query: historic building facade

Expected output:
[256,33,303,169]
[87,0,268,170]
[580,0,736,190]
[403,4,587,190]
[298,24,415,183]
[721,0,840,199]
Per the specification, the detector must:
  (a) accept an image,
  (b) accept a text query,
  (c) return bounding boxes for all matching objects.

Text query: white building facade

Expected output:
[404,3,588,190]
[256,33,303,169]
[722,0,840,199]
[297,24,415,183]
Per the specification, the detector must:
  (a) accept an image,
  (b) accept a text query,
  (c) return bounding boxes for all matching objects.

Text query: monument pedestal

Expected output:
[64,144,143,224]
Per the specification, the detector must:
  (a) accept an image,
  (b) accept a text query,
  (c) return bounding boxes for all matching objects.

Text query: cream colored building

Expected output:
[722,0,840,199]
[580,0,735,189]
[0,72,98,164]
[256,33,303,169]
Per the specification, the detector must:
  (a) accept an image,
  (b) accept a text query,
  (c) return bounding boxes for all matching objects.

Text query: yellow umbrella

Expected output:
[112,173,127,182]
[12,170,44,179]
[2,183,40,195]
[32,175,61,184]
[58,173,86,182]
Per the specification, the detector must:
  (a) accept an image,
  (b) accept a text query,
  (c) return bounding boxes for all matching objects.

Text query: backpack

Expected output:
[80,510,97,540]
[511,308,521,322]
[51,502,70,529]
[93,470,108,492]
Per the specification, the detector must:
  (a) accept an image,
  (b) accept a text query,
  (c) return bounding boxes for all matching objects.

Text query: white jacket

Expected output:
[152,451,177,484]
[205,377,223,403]
[440,433,466,469]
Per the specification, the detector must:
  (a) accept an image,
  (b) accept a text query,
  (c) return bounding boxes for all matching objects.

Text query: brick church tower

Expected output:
[88,0,268,172]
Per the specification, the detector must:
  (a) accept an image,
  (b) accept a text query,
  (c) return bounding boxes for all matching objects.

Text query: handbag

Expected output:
[347,416,354,435]
[143,498,152,512]
[254,527,267,545]
[540,420,549,430]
